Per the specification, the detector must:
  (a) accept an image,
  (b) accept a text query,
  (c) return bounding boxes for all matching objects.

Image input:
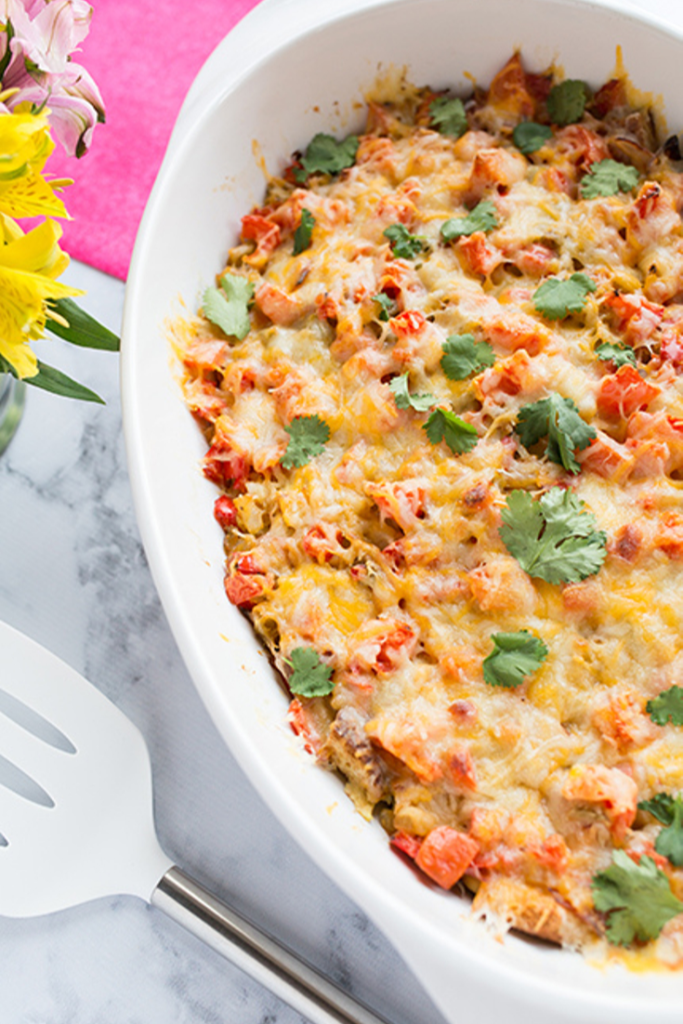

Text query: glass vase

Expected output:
[0,373,26,455]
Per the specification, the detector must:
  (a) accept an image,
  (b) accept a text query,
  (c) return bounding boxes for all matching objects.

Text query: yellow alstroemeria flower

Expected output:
[0,108,69,220]
[0,217,83,378]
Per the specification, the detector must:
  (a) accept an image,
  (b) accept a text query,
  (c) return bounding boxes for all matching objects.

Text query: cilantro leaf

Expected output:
[373,293,397,322]
[441,333,496,380]
[639,792,677,825]
[640,794,683,867]
[547,79,589,126]
[512,121,553,155]
[429,95,468,138]
[281,414,330,469]
[483,631,549,689]
[298,132,359,179]
[646,685,683,727]
[423,408,478,455]
[592,851,683,946]
[203,273,254,341]
[580,159,640,199]
[515,393,596,473]
[441,200,498,242]
[500,486,607,584]
[389,373,435,411]
[383,223,424,259]
[595,341,637,369]
[286,647,334,697]
[533,272,596,320]
[293,208,315,255]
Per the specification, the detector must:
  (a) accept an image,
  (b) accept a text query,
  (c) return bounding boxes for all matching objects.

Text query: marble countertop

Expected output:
[0,261,447,1024]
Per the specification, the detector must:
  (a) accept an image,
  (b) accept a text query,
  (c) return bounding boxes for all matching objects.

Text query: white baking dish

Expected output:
[121,1,683,1019]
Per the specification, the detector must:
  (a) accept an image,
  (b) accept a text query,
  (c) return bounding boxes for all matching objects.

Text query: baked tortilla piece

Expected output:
[177,51,683,964]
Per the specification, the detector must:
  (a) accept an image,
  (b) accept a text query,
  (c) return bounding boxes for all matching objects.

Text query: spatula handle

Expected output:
[152,866,392,1024]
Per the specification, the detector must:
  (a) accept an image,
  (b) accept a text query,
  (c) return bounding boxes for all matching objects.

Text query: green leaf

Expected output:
[639,792,677,825]
[595,341,637,369]
[298,132,359,178]
[423,408,478,455]
[383,223,424,259]
[0,20,15,81]
[580,159,640,199]
[293,208,315,255]
[515,393,596,473]
[646,685,683,727]
[389,373,435,411]
[592,851,683,946]
[373,293,397,322]
[499,486,607,584]
[286,647,334,697]
[547,79,589,126]
[45,298,120,351]
[441,200,498,242]
[441,333,496,380]
[281,414,330,469]
[512,121,553,155]
[16,359,105,404]
[429,96,468,138]
[533,272,596,320]
[203,273,254,341]
[483,631,549,688]
[639,793,683,867]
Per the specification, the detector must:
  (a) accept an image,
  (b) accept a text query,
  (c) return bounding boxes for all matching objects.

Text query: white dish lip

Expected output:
[121,1,683,1020]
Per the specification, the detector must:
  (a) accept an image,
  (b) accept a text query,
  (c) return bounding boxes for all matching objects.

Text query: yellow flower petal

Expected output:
[0,110,54,180]
[0,220,83,377]
[0,170,69,220]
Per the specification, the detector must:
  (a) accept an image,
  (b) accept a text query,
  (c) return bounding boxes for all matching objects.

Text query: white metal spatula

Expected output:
[0,619,390,1024]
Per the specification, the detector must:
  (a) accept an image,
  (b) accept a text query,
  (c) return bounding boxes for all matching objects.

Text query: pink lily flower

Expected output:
[0,0,105,157]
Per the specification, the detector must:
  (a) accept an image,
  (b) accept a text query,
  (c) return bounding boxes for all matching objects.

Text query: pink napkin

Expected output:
[47,0,262,281]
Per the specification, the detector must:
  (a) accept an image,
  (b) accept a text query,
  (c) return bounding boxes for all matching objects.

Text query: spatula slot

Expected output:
[0,688,76,754]
[0,753,55,808]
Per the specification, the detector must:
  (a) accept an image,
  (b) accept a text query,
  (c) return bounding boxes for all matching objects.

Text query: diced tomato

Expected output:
[554,125,610,171]
[315,293,340,321]
[390,831,423,860]
[458,231,503,276]
[660,326,683,367]
[203,442,250,491]
[390,309,427,337]
[512,242,555,277]
[224,573,265,609]
[578,430,634,481]
[254,282,302,325]
[287,698,323,756]
[655,511,683,560]
[609,523,643,563]
[213,495,238,530]
[448,745,477,791]
[375,624,417,673]
[627,181,681,250]
[604,291,664,345]
[240,213,281,265]
[596,365,660,420]
[467,148,526,202]
[223,553,271,609]
[528,834,569,873]
[562,764,637,841]
[414,826,479,889]
[302,523,346,563]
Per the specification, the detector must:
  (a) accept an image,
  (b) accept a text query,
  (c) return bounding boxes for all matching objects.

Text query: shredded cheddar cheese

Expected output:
[177,53,683,961]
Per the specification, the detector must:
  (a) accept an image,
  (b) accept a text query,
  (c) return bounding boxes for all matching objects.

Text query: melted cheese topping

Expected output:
[178,53,683,961]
